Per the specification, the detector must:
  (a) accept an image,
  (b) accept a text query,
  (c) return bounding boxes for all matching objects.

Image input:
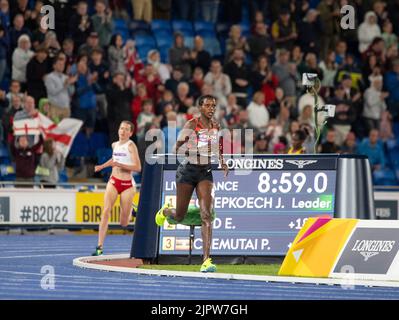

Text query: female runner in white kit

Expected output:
[92,120,141,256]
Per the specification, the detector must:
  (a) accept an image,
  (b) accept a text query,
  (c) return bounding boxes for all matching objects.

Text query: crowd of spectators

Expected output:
[0,0,398,185]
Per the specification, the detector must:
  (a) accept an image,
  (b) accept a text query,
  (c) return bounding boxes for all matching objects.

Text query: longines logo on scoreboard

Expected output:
[334,228,399,274]
[223,158,284,170]
[221,158,329,170]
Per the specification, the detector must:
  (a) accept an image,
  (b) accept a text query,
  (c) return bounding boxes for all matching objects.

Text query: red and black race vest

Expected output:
[186,117,221,157]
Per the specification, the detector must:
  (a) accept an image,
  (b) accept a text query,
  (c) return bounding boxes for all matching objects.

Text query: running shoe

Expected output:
[92,246,103,256]
[155,202,171,227]
[200,258,217,273]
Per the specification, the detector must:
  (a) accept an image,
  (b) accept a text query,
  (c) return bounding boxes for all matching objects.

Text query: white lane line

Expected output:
[0,253,78,259]
[73,254,399,289]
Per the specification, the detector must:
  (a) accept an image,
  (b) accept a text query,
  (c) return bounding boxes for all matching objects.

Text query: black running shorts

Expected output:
[176,162,213,186]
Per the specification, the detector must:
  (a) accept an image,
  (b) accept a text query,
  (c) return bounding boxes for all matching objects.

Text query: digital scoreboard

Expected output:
[131,154,374,259]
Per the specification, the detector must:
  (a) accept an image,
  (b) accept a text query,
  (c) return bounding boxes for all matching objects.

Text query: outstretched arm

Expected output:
[94,158,114,172]
[94,142,115,172]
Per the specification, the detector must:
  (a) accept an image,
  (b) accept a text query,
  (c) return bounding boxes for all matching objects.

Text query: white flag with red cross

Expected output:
[13,112,83,158]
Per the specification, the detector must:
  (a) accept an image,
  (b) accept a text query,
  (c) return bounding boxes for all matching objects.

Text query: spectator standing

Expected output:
[250,55,278,107]
[69,1,93,50]
[11,134,43,187]
[189,66,205,100]
[14,95,39,146]
[335,40,347,67]
[123,39,144,82]
[200,0,220,23]
[147,49,170,83]
[72,56,98,137]
[162,110,181,153]
[319,50,338,95]
[247,91,269,131]
[136,99,156,137]
[50,0,73,43]
[271,7,297,51]
[169,32,192,79]
[327,84,356,145]
[297,9,321,55]
[362,76,388,132]
[317,0,340,59]
[175,82,194,114]
[358,11,381,54]
[11,34,34,89]
[106,71,134,144]
[62,38,76,74]
[131,83,148,127]
[0,25,8,84]
[224,48,250,107]
[190,36,211,74]
[381,20,398,50]
[247,21,274,61]
[271,49,297,101]
[92,0,114,48]
[108,33,125,76]
[340,131,358,154]
[89,48,110,120]
[319,128,340,153]
[26,46,49,104]
[9,14,31,52]
[0,0,10,30]
[204,59,231,107]
[39,138,65,188]
[165,66,185,96]
[43,31,62,63]
[78,32,100,58]
[136,64,163,103]
[1,94,22,145]
[44,57,77,120]
[225,25,248,63]
[384,59,399,120]
[132,0,152,22]
[358,129,387,174]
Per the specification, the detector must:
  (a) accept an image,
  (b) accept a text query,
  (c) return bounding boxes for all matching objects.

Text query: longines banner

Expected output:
[279,218,399,281]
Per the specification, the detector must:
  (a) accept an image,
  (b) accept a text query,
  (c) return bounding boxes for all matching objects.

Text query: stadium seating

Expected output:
[216,22,230,38]
[113,18,128,31]
[134,34,156,47]
[58,169,69,183]
[0,144,10,165]
[202,36,222,57]
[0,164,15,181]
[88,132,108,156]
[96,147,113,181]
[69,132,90,158]
[158,44,170,63]
[172,20,193,34]
[239,22,251,37]
[129,20,151,33]
[151,19,172,32]
[130,28,152,37]
[154,29,173,47]
[137,44,155,62]
[194,21,215,33]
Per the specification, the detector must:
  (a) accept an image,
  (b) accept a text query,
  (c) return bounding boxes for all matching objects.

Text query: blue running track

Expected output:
[1,234,399,300]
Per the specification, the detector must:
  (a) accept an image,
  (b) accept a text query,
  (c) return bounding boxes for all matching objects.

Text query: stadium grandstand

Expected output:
[0,0,398,187]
